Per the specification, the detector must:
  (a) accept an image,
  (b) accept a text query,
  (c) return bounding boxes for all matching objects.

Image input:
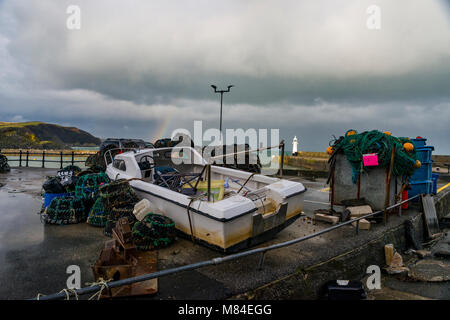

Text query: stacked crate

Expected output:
[409,138,434,198]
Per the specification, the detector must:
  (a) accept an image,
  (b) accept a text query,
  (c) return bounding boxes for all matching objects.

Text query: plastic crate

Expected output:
[431,173,439,194]
[43,192,71,208]
[411,138,427,148]
[415,146,434,163]
[411,161,432,181]
[409,180,432,201]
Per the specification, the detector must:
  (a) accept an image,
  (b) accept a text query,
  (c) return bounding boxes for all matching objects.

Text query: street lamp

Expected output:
[211,84,234,137]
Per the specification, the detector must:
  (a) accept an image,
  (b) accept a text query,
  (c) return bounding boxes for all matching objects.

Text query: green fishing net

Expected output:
[333,130,418,183]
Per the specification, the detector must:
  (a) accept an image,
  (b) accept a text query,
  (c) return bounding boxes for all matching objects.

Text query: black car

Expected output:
[99,138,154,154]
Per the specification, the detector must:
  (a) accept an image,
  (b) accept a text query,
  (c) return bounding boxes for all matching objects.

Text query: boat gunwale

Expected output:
[131,183,306,223]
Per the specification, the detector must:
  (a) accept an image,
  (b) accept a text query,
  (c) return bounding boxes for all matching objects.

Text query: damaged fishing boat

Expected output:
[105,146,305,253]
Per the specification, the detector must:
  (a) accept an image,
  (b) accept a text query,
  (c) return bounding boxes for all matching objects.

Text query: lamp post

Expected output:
[210,85,234,137]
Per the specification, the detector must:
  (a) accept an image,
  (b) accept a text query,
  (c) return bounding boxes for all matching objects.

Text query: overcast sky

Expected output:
[0,0,449,153]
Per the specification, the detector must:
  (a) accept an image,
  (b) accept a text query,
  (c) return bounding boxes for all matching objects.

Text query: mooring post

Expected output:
[19,150,22,167]
[26,150,29,167]
[60,151,63,169]
[42,151,45,168]
[257,252,266,270]
[71,151,74,166]
[279,140,285,177]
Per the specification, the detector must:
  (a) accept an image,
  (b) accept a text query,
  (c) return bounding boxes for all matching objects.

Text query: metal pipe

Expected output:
[207,164,211,202]
[32,193,421,300]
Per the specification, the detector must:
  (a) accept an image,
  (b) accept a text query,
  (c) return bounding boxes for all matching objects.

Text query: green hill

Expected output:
[0,121,101,149]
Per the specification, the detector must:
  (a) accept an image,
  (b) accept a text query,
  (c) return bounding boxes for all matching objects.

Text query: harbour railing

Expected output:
[1,150,98,169]
[32,193,421,300]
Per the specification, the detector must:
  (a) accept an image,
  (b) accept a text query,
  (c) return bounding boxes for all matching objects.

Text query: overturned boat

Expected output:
[105,146,305,253]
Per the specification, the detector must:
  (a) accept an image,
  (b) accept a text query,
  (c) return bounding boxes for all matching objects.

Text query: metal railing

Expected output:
[1,150,97,169]
[32,193,421,300]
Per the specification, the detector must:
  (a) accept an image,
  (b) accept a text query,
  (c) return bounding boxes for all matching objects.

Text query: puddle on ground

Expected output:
[0,190,44,253]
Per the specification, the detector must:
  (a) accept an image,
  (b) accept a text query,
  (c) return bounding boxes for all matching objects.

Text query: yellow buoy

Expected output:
[326,146,334,155]
[346,130,357,137]
[403,142,414,152]
[414,160,421,168]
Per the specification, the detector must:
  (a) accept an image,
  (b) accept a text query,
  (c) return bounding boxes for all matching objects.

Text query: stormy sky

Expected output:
[0,0,449,153]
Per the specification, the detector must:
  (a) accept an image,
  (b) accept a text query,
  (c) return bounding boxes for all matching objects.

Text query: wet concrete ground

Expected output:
[0,168,448,300]
[364,230,450,300]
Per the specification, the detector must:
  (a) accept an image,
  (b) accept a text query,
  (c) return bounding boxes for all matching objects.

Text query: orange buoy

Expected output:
[384,131,392,136]
[403,142,414,152]
[346,130,357,137]
[326,146,334,155]
[414,160,421,168]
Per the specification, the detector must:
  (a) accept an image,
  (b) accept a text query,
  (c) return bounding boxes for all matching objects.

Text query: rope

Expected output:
[86,278,111,300]
[36,293,46,300]
[59,288,79,300]
[237,173,256,194]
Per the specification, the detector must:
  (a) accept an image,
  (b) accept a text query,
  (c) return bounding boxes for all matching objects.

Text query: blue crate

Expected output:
[411,138,427,148]
[431,173,439,194]
[415,146,434,163]
[43,192,71,208]
[411,161,432,181]
[409,180,432,201]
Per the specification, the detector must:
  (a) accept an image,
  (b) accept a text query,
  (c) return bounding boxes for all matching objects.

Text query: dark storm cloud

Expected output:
[0,0,449,152]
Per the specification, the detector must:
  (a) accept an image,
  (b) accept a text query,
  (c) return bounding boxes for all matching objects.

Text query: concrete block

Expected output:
[351,219,371,230]
[347,205,373,218]
[314,213,339,225]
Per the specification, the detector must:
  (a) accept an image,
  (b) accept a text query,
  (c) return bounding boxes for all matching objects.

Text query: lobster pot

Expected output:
[75,172,110,201]
[87,197,108,227]
[99,179,139,236]
[45,196,87,225]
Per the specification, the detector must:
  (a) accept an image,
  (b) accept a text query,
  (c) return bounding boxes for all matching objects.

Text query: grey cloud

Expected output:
[0,0,449,153]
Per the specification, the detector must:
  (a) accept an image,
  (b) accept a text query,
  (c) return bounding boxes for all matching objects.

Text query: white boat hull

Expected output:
[106,147,306,252]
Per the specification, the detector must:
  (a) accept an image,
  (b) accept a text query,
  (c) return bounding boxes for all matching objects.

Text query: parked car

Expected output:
[99,138,154,165]
[100,138,153,153]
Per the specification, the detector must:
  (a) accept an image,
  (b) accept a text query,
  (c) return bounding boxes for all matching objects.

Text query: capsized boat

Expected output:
[105,146,306,253]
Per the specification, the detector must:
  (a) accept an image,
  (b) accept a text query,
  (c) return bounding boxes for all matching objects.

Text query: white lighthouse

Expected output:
[292,136,298,155]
